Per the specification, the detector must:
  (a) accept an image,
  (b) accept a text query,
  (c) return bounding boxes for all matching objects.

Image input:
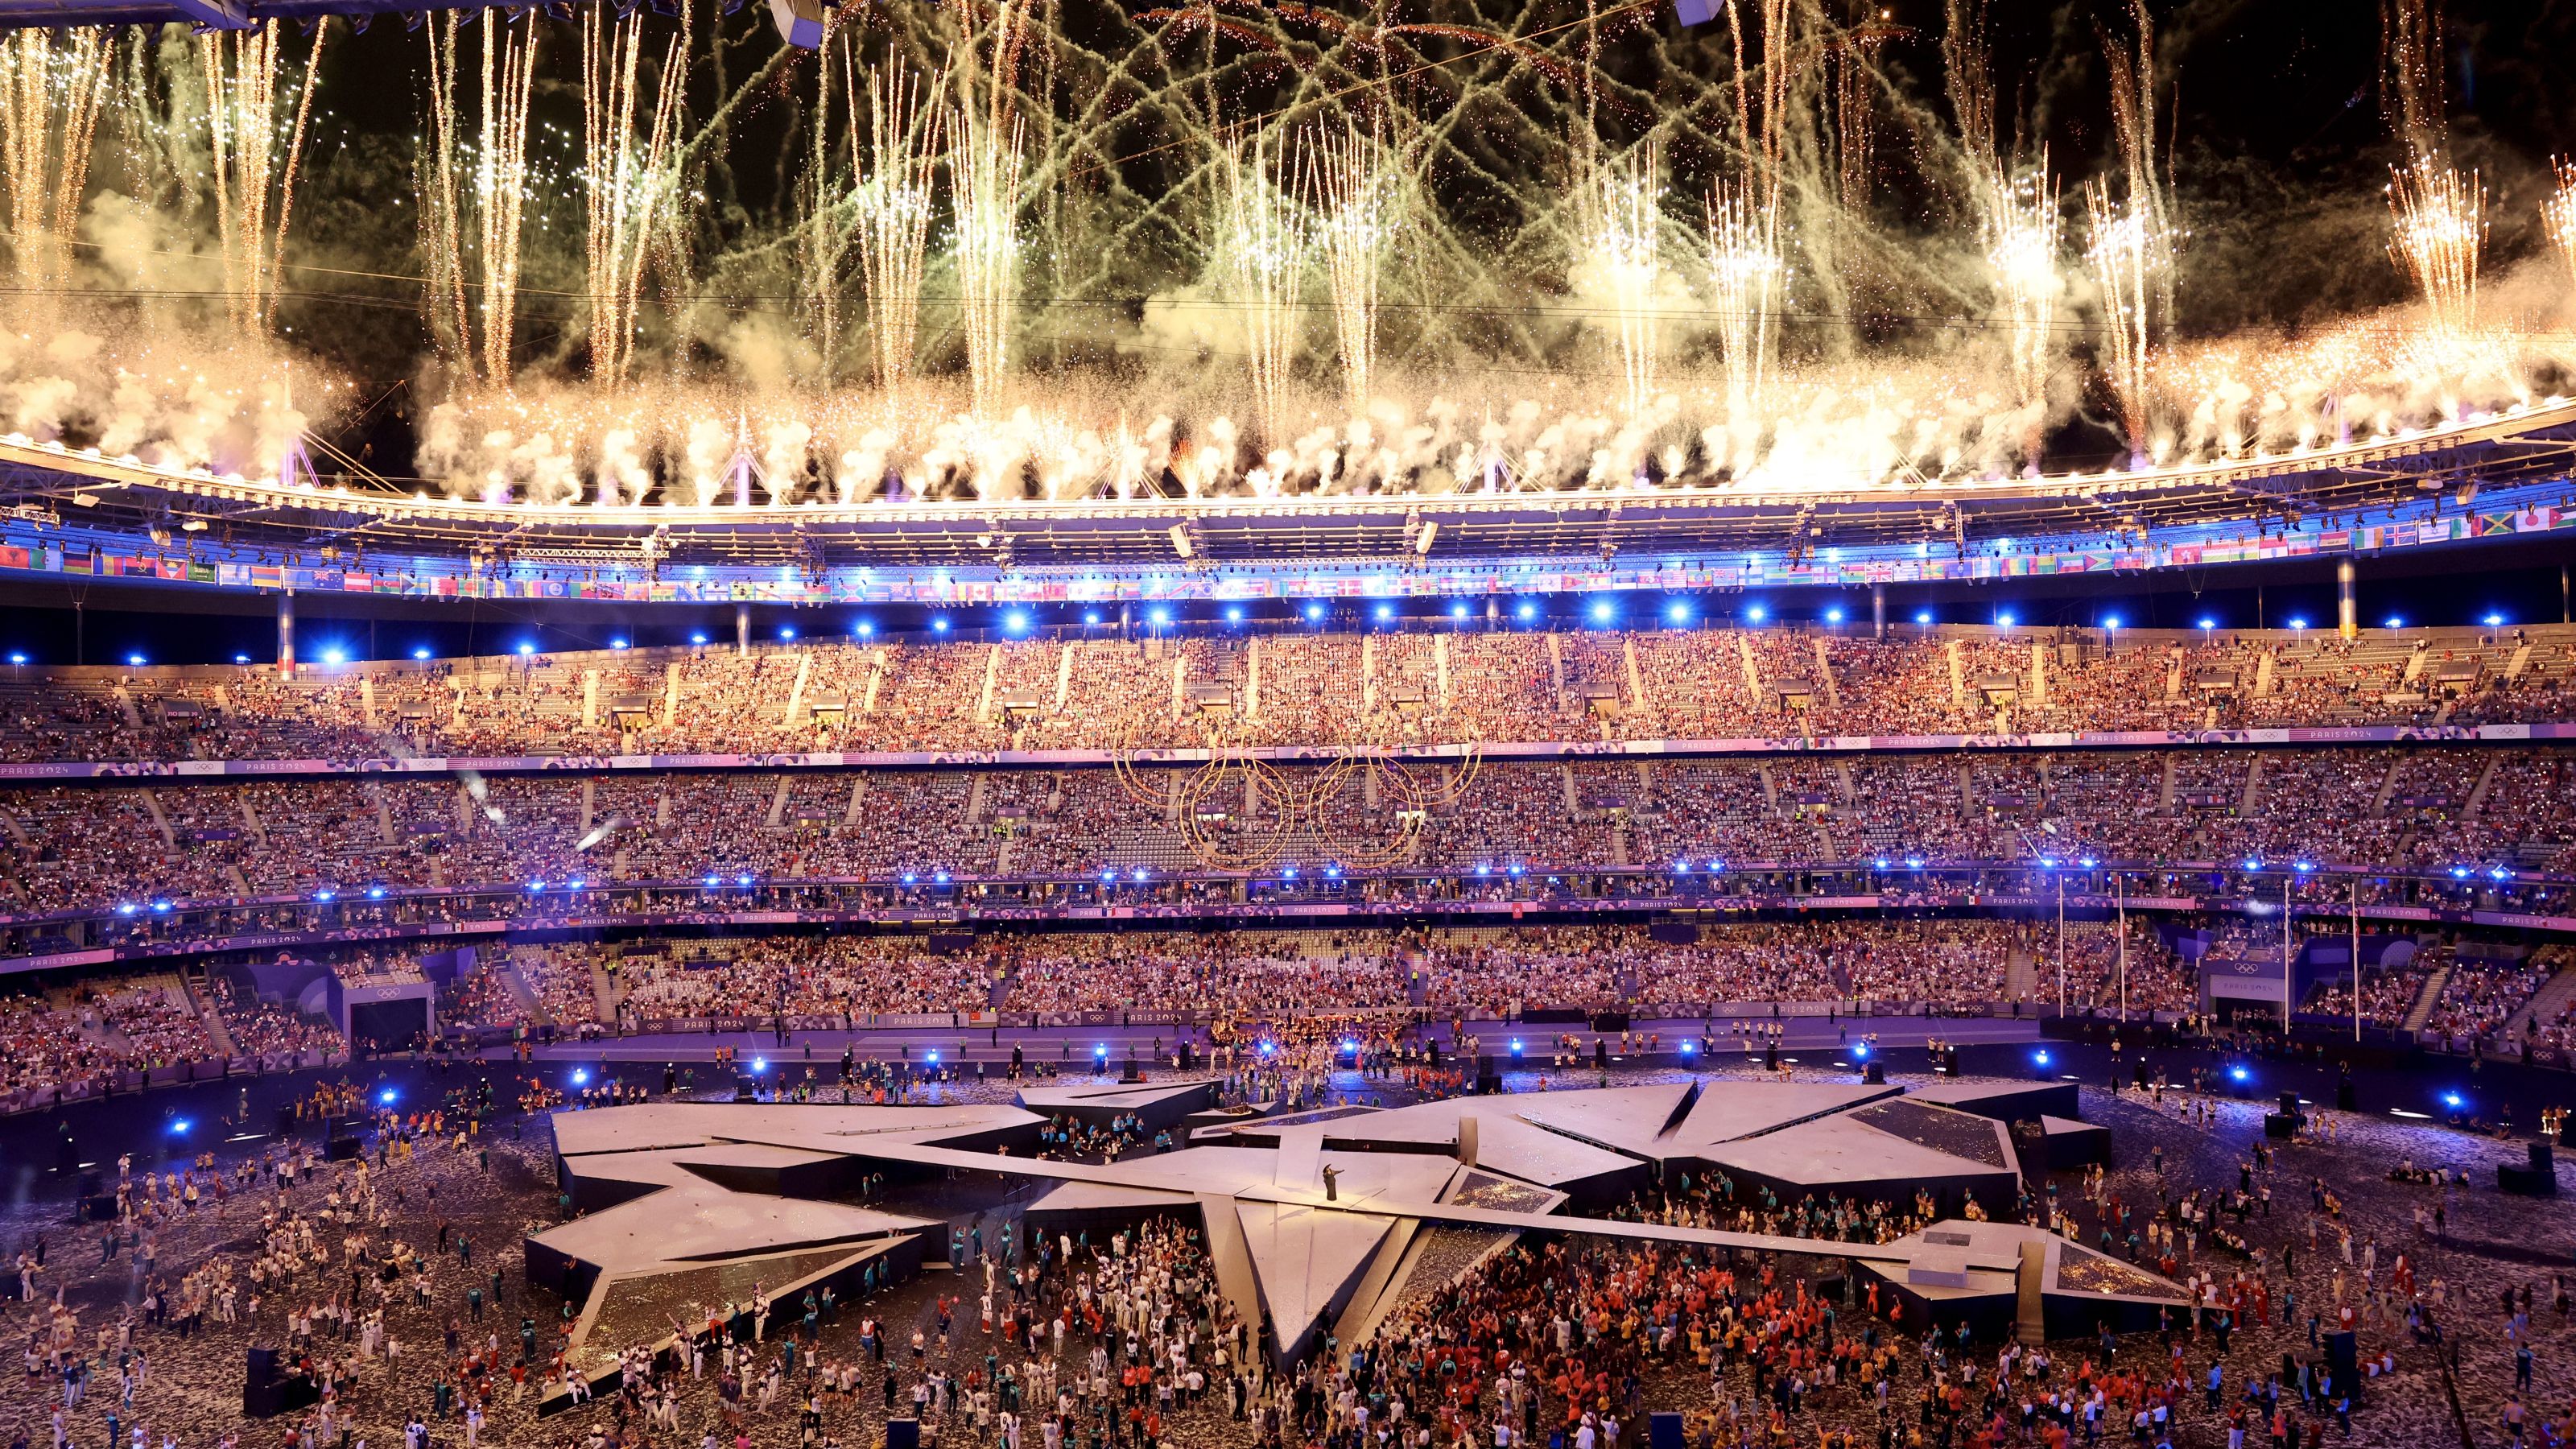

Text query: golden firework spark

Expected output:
[423,14,540,386]
[852,60,942,418]
[2387,156,2483,336]
[198,19,326,339]
[1580,138,1663,418]
[2543,158,2576,305]
[952,0,1029,419]
[0,30,109,299]
[1301,121,1397,421]
[1981,159,2061,411]
[1704,180,1784,427]
[580,6,684,390]
[1221,126,1304,446]
[2085,182,2161,455]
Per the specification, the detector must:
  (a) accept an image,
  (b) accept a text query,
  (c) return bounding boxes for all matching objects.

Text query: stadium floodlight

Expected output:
[933,617,952,633]
[9,652,27,665]
[413,647,431,660]
[1996,612,2017,629]
[1084,611,1102,626]
[1005,610,1030,634]
[125,653,145,667]
[1667,601,1690,624]
[1304,603,1324,622]
[2484,613,2507,628]
[1224,606,1245,625]
[2198,617,2216,631]
[1449,601,1469,621]
[612,638,630,650]
[1915,611,1934,626]
[1825,608,1844,625]
[2102,614,2120,631]
[321,646,347,666]
[1589,601,1614,624]
[2384,617,2405,630]
[857,621,876,638]
[1148,608,1171,628]
[1516,602,1537,621]
[1373,603,1393,623]
[517,641,535,655]
[778,625,797,641]
[234,654,250,665]
[1744,604,1765,623]
[2288,618,2307,632]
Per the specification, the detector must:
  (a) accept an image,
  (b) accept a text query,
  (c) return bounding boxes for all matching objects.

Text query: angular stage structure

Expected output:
[530,1076,2182,1379]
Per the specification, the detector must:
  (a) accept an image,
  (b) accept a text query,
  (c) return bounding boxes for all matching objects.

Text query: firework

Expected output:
[581,7,685,390]
[1831,10,1889,218]
[198,19,326,339]
[2084,183,2159,456]
[851,61,942,416]
[1981,159,2061,411]
[1302,121,1397,420]
[952,0,1029,419]
[1580,139,1664,418]
[0,31,109,298]
[422,14,539,386]
[1221,126,1304,446]
[2100,0,2174,327]
[2544,159,2576,304]
[2387,157,2483,336]
[2383,0,2445,159]
[1704,180,1784,427]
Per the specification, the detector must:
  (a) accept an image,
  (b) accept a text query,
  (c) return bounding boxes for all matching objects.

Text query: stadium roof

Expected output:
[2,396,2572,576]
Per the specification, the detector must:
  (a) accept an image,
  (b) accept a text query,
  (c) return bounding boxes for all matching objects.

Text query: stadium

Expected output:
[2,0,2576,1447]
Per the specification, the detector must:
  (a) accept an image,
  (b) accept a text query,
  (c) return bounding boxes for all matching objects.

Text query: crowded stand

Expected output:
[0,625,2573,768]
[204,970,342,1058]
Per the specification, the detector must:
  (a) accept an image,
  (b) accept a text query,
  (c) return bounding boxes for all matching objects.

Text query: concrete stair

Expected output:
[2401,966,2451,1034]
